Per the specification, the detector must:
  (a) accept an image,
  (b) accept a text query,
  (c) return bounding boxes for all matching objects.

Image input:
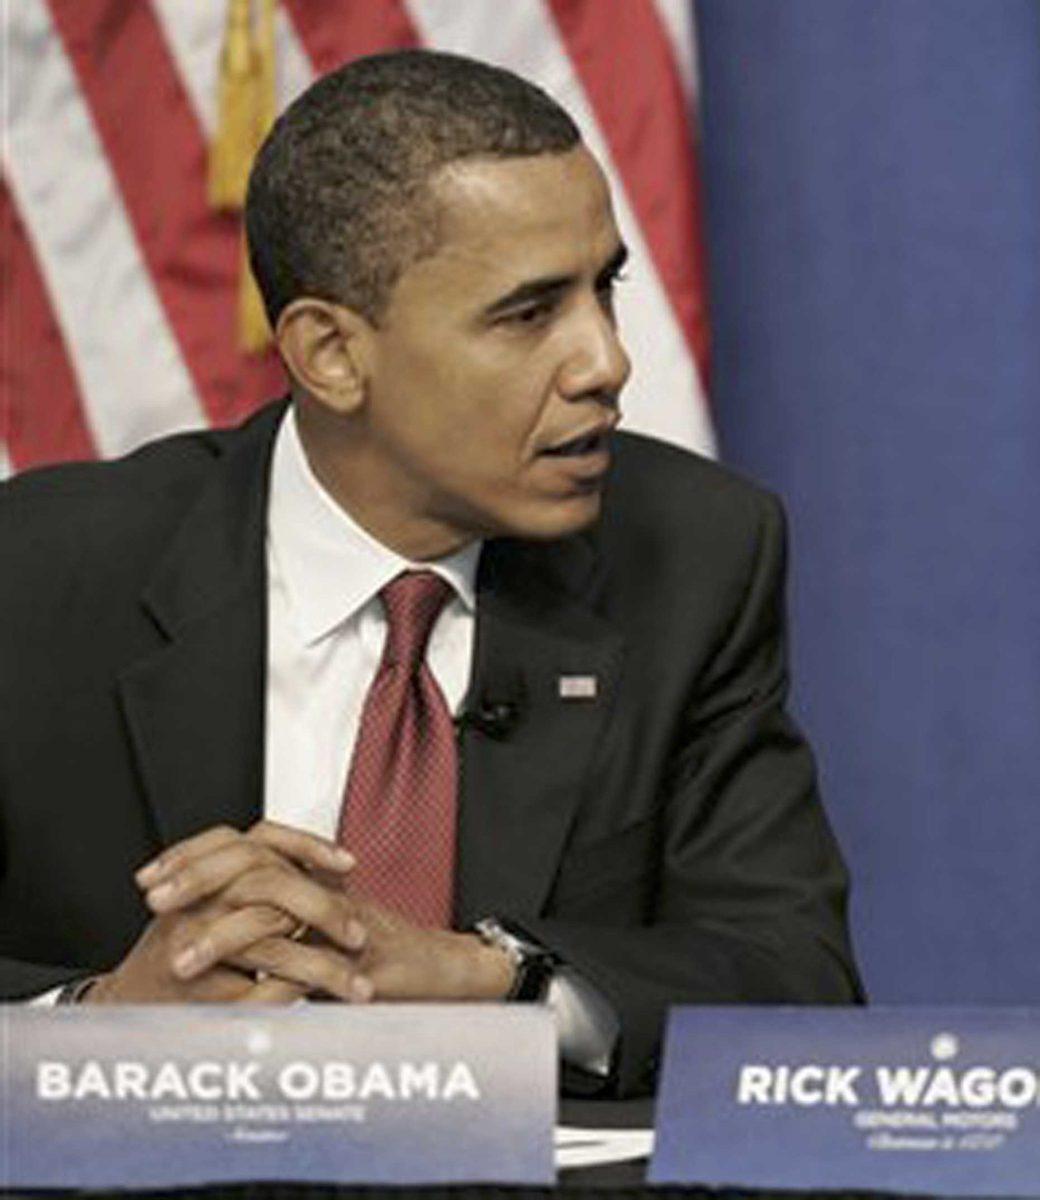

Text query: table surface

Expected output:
[557,1096,655,1189]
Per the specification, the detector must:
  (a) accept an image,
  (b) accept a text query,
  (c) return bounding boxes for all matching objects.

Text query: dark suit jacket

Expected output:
[0,401,862,1094]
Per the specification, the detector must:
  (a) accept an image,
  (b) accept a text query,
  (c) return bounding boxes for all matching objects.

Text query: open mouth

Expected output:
[542,431,609,457]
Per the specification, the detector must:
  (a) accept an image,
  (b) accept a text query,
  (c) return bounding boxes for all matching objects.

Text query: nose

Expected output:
[557,301,632,404]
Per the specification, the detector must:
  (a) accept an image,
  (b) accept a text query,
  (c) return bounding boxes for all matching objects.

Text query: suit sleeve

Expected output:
[520,493,864,1097]
[0,959,87,999]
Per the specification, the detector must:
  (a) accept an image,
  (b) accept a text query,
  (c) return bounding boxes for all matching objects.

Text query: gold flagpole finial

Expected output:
[209,0,279,353]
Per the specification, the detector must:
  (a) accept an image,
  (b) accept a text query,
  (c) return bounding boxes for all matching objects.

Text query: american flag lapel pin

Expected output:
[558,674,598,700]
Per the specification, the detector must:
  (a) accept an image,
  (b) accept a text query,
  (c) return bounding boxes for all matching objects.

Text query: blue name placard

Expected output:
[1,1004,555,1189]
[649,1006,1040,1195]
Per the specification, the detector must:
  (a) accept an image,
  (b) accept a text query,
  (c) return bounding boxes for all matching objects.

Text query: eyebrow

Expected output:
[483,242,629,318]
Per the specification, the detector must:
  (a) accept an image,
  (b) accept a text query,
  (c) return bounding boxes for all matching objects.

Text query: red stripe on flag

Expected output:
[282,0,418,74]
[1,181,98,469]
[47,0,286,431]
[547,0,710,381]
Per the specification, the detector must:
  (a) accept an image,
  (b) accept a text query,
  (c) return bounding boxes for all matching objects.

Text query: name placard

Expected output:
[649,1006,1040,1196]
[1,1004,555,1189]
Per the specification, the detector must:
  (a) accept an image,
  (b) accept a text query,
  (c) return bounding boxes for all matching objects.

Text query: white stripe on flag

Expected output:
[405,0,715,455]
[654,0,700,103]
[3,0,204,458]
[153,0,315,139]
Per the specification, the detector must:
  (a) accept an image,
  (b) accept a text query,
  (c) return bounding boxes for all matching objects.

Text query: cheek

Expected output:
[375,334,554,469]
[371,351,459,447]
[429,379,547,468]
[461,390,547,476]
[459,353,557,459]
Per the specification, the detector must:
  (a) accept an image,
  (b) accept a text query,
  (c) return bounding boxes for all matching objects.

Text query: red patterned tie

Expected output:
[337,570,458,927]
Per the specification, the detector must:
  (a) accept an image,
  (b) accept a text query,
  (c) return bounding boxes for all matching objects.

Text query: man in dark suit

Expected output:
[0,50,861,1095]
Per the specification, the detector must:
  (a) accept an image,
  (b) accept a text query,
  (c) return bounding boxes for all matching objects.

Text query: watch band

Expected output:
[473,916,555,1002]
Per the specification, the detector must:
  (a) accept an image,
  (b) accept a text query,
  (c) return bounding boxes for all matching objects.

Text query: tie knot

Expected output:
[379,570,454,669]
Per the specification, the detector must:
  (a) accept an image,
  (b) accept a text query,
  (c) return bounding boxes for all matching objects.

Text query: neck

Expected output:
[294,399,471,562]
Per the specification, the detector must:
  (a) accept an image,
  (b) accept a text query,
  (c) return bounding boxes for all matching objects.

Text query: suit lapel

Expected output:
[456,534,625,924]
[117,404,285,848]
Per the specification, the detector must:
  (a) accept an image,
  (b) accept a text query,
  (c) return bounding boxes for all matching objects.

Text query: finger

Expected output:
[233,937,372,1003]
[222,866,367,954]
[135,825,241,888]
[168,905,297,978]
[145,839,295,914]
[240,976,309,1005]
[247,820,355,875]
[186,966,263,1003]
[137,824,354,896]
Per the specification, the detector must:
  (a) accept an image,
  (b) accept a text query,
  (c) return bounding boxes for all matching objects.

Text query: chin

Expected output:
[502,493,603,542]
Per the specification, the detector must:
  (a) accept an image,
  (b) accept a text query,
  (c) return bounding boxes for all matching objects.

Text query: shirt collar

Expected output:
[267,406,481,646]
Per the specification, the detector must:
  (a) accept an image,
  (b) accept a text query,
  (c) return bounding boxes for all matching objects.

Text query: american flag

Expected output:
[1,0,714,477]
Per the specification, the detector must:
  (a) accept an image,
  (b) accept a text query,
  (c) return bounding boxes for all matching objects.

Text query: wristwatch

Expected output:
[473,916,555,1002]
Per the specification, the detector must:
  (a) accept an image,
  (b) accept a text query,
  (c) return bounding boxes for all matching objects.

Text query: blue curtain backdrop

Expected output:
[695,0,1040,1002]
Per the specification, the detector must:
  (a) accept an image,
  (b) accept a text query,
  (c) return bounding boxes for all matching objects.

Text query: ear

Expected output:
[275,298,373,415]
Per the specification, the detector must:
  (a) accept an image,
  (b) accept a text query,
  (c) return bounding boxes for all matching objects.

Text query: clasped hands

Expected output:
[86,821,513,1005]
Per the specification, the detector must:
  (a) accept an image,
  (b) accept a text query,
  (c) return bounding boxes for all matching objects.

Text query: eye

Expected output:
[596,266,628,296]
[596,267,628,315]
[501,297,557,328]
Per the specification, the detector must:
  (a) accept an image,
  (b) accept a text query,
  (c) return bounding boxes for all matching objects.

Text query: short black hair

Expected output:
[245,49,581,326]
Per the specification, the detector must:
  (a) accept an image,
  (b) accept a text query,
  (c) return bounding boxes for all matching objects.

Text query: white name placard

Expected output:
[2,1004,556,1189]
